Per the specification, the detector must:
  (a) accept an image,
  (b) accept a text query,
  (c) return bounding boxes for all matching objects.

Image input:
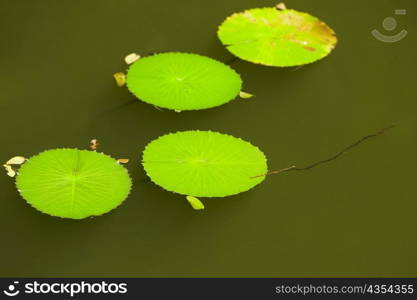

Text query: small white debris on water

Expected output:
[117,158,129,164]
[6,156,26,165]
[124,53,141,64]
[276,2,287,10]
[3,164,16,177]
[89,139,99,151]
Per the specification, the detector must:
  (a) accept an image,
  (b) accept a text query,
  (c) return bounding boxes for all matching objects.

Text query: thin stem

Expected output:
[251,165,296,179]
[251,124,395,179]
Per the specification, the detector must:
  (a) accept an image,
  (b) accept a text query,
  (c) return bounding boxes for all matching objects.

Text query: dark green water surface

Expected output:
[1,0,416,277]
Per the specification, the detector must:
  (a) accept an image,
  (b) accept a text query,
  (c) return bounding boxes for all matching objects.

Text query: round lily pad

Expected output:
[126,52,242,111]
[142,131,268,197]
[217,7,337,67]
[16,149,132,219]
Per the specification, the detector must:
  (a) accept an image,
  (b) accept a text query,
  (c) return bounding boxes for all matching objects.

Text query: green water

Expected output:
[1,0,416,277]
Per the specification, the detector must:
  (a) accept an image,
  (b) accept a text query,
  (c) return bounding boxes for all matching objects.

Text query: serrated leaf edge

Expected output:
[15,148,133,220]
[125,52,244,111]
[217,7,338,67]
[141,130,268,198]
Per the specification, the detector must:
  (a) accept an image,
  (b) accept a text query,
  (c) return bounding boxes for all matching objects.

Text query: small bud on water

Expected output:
[239,91,255,99]
[186,196,205,210]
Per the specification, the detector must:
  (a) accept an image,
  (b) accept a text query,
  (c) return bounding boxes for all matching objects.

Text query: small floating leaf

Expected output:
[3,164,16,177]
[239,91,254,99]
[186,195,205,210]
[142,131,268,197]
[16,149,132,219]
[113,72,126,87]
[218,7,337,67]
[126,52,242,111]
[124,53,141,64]
[6,156,26,165]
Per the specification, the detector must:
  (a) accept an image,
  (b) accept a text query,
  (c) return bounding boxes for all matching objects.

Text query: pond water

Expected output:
[1,0,416,277]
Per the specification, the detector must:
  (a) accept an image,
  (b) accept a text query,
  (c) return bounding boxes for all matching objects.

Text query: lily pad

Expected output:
[217,7,337,67]
[126,52,242,111]
[142,131,268,197]
[16,149,132,219]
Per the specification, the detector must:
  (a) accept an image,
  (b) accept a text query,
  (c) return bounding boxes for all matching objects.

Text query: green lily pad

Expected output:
[217,7,337,67]
[126,52,242,111]
[142,131,268,197]
[16,149,132,219]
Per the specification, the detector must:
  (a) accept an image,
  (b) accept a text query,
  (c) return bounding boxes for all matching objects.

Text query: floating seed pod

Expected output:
[15,149,132,219]
[217,5,337,67]
[125,52,243,111]
[142,131,268,197]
